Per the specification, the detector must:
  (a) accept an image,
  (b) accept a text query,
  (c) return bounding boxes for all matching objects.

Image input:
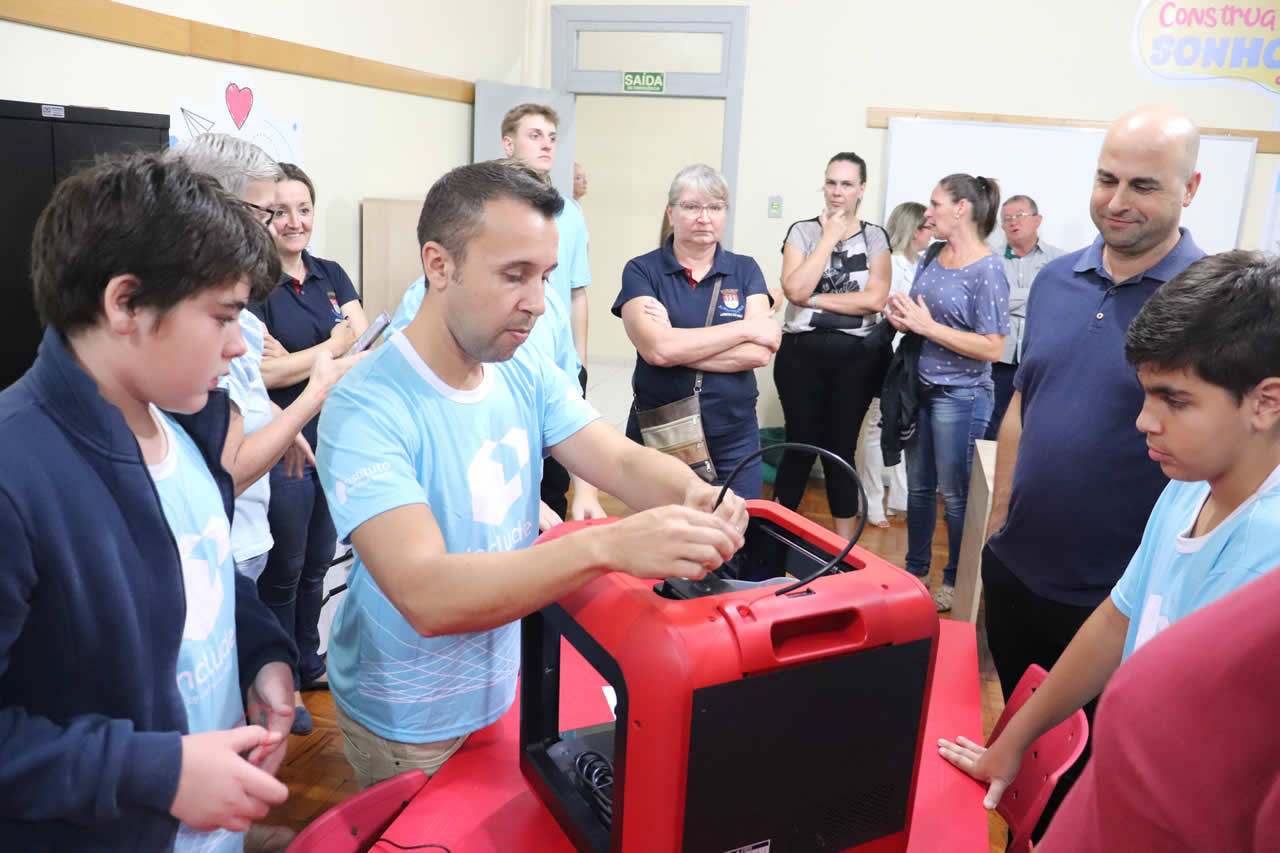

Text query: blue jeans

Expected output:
[904,383,993,586]
[258,463,336,687]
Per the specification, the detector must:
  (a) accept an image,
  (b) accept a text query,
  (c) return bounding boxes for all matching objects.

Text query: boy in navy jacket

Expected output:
[0,153,298,851]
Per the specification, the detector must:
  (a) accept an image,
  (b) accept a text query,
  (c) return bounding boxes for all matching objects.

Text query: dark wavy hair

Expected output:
[1126,250,1280,402]
[31,152,280,333]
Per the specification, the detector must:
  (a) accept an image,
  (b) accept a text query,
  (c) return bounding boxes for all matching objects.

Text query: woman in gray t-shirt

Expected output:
[775,152,892,540]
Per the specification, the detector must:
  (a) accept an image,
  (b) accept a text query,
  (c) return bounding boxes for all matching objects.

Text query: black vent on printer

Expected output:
[680,638,932,852]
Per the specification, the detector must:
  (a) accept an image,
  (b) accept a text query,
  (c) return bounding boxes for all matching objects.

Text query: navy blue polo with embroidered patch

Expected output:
[612,238,769,438]
[250,250,359,447]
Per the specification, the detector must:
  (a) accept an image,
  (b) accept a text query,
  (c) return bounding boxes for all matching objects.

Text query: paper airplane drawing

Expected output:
[180,107,216,137]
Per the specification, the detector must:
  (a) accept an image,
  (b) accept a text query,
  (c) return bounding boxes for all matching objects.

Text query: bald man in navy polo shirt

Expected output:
[981,105,1205,836]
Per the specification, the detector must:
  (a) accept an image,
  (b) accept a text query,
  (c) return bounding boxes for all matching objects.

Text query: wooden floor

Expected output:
[264,482,1010,853]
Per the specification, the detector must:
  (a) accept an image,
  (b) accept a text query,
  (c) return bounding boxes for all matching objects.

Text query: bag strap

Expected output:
[693,276,723,395]
[922,239,945,270]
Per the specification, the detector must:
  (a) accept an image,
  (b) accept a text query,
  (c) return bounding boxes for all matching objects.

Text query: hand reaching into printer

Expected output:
[682,477,750,537]
[582,504,743,581]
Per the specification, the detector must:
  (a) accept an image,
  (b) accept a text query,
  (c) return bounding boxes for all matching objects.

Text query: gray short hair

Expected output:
[165,133,283,199]
[1003,194,1039,216]
[667,164,729,207]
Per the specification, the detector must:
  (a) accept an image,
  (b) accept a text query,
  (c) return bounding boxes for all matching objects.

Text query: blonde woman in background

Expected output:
[856,201,931,524]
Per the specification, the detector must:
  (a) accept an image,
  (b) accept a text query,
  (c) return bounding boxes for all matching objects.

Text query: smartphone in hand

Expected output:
[344,312,391,356]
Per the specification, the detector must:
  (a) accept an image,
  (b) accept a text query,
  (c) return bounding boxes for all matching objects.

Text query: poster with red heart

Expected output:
[169,72,304,169]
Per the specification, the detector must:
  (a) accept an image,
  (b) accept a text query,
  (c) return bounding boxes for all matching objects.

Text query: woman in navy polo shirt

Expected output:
[253,163,368,732]
[775,152,893,541]
[886,174,1010,612]
[613,164,779,507]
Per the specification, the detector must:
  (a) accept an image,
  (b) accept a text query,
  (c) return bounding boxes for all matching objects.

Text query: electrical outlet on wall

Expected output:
[767,195,783,219]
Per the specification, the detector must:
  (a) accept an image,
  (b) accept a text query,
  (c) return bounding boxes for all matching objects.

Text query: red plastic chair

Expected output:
[286,768,428,853]
[988,664,1089,852]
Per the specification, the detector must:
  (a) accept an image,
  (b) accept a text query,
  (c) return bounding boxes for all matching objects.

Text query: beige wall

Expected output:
[575,95,725,361]
[0,1,531,290]
[117,0,529,83]
[530,0,1279,426]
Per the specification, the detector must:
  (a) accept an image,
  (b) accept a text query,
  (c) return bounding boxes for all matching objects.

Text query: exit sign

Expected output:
[623,71,665,93]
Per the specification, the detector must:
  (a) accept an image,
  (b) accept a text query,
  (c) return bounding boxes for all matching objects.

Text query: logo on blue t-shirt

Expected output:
[721,288,740,310]
[467,427,529,526]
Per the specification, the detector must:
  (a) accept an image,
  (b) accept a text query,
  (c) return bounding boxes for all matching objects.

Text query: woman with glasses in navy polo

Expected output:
[613,164,780,509]
[252,163,369,733]
[774,152,893,542]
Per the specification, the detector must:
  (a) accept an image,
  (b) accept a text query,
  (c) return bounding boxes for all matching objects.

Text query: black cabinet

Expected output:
[0,99,169,390]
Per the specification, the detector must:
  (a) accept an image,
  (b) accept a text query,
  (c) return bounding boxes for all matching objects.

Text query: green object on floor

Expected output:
[760,426,785,484]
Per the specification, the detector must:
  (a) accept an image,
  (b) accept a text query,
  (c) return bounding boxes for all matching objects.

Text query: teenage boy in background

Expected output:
[0,154,297,851]
[940,250,1280,814]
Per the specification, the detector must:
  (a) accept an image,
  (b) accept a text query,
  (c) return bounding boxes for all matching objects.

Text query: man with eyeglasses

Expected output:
[983,195,1063,439]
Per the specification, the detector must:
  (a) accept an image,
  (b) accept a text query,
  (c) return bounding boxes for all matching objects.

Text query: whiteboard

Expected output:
[881,117,1256,255]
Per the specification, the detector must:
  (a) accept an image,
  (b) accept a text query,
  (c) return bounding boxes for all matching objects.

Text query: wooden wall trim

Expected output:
[0,0,475,104]
[868,106,1280,155]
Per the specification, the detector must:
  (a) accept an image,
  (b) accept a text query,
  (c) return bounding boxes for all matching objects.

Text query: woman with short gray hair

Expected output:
[612,165,780,559]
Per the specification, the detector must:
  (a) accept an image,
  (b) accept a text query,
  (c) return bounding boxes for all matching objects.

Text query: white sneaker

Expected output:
[933,584,954,613]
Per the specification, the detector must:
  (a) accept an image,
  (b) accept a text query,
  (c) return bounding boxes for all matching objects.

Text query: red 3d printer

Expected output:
[520,497,940,853]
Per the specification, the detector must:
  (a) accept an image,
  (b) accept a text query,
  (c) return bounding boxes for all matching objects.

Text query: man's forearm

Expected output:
[607,442,703,511]
[390,533,609,637]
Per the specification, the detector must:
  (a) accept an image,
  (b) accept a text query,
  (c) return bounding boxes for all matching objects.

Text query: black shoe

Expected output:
[290,704,313,736]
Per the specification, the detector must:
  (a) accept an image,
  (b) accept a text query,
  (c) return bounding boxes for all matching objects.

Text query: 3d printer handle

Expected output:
[717,591,874,670]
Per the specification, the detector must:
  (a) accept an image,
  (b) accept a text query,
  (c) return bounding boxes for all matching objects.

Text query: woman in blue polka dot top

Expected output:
[886,174,1011,612]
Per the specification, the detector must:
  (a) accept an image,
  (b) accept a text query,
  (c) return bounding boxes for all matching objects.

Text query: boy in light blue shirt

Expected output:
[940,250,1280,810]
[149,409,249,853]
[316,161,748,789]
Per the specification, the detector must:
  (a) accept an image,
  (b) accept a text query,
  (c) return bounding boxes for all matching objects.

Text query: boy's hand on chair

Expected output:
[937,734,1020,809]
[172,727,289,831]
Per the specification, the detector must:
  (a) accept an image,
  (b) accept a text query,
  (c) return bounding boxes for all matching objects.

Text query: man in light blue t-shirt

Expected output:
[386,253,603,528]
[316,162,748,789]
[940,250,1280,819]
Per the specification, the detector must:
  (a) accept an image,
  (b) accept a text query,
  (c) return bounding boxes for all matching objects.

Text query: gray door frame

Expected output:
[550,5,748,248]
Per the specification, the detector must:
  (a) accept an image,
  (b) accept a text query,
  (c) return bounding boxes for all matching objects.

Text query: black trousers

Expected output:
[541,365,588,518]
[982,543,1099,840]
[772,330,889,518]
